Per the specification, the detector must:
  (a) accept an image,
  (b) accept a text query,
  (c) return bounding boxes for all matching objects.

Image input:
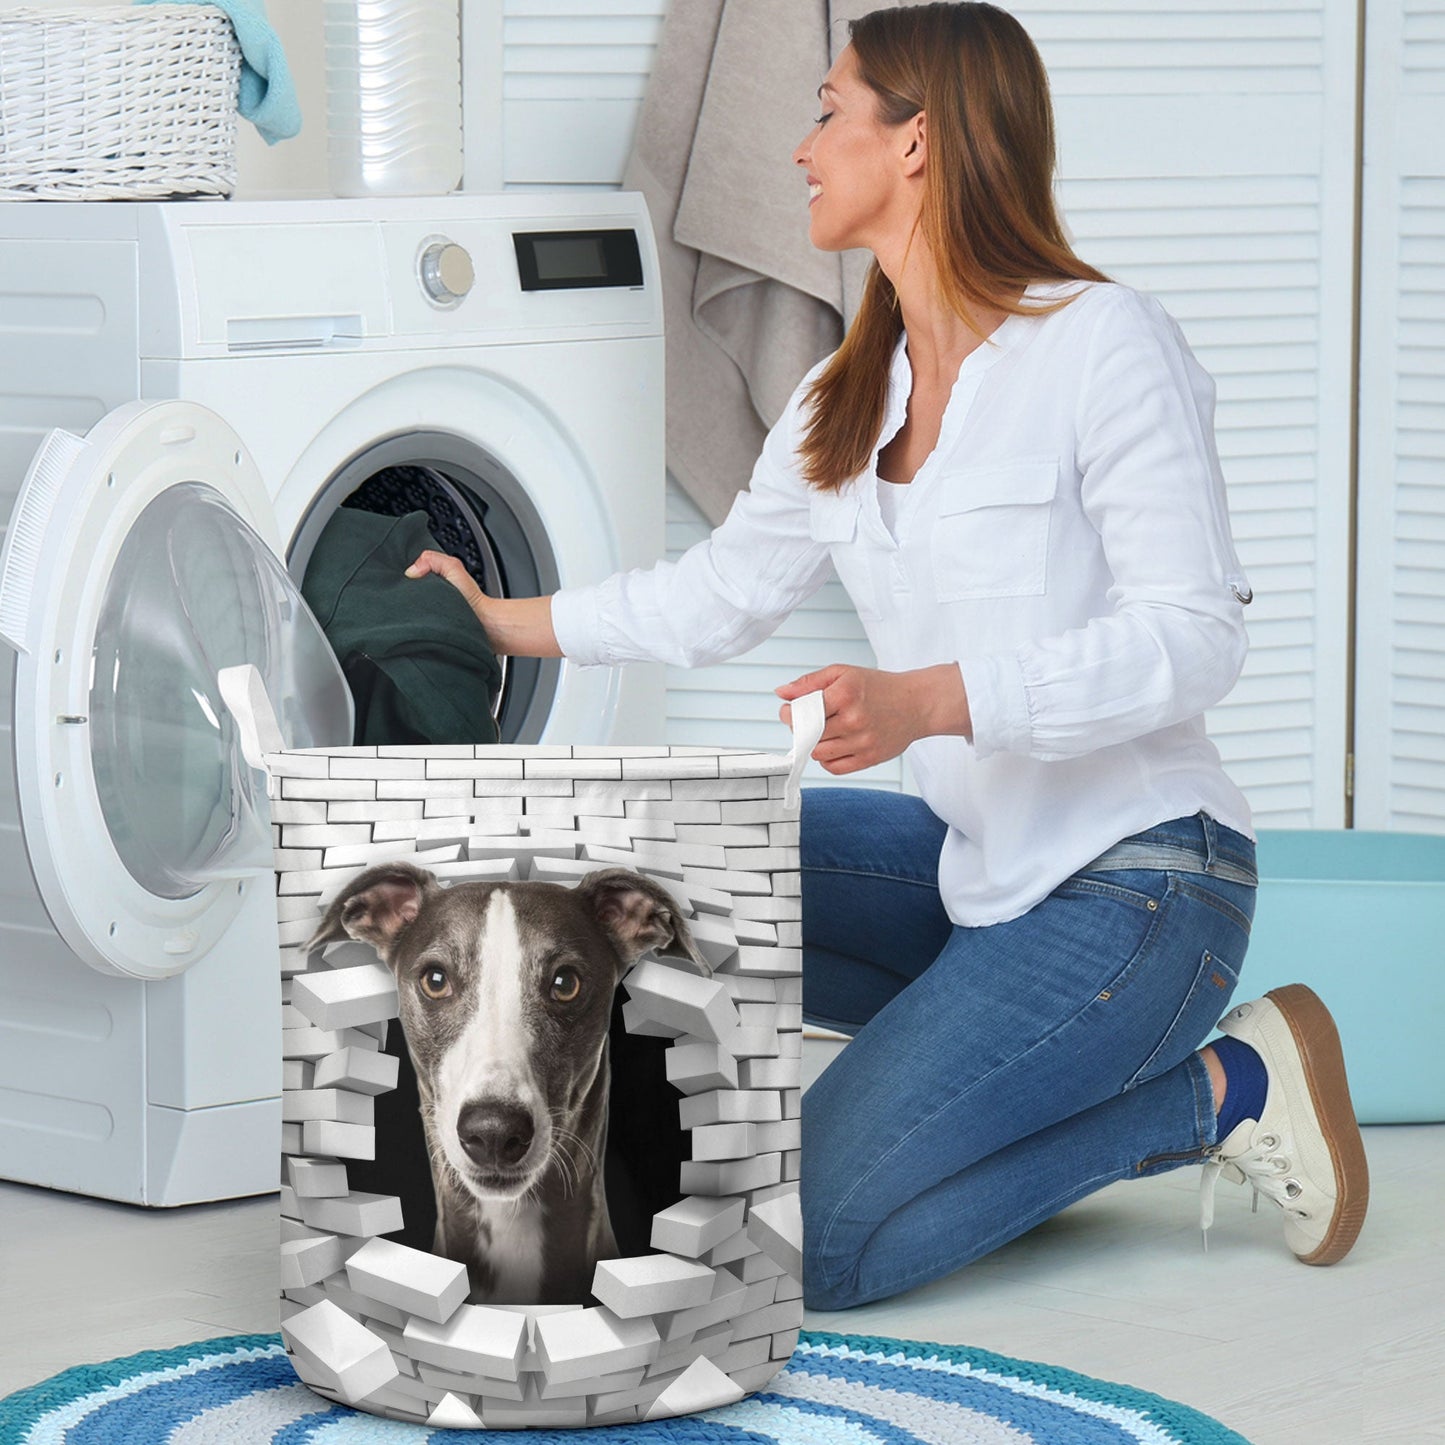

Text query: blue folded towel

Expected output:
[136,0,301,145]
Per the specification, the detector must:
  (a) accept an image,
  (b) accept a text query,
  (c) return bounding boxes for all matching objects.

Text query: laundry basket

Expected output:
[221,666,818,1429]
[0,6,241,200]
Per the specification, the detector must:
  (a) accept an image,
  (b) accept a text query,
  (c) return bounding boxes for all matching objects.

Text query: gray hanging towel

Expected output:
[301,508,502,747]
[625,0,901,525]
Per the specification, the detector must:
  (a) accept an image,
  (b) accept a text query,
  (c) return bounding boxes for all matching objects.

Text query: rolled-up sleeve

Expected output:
[550,372,835,670]
[960,289,1250,761]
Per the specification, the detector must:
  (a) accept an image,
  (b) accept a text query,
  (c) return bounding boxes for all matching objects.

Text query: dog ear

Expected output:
[307,861,440,960]
[577,868,711,976]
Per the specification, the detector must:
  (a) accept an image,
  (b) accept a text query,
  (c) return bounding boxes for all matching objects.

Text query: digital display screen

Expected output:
[533,236,607,282]
[513,229,644,291]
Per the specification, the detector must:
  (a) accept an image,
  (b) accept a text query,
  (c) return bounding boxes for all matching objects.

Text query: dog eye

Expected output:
[418,966,452,1000]
[550,967,581,1004]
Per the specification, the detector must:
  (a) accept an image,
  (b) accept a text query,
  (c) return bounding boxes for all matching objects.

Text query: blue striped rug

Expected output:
[0,1330,1252,1444]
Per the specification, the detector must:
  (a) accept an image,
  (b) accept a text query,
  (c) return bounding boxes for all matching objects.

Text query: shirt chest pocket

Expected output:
[930,459,1059,602]
[808,489,882,620]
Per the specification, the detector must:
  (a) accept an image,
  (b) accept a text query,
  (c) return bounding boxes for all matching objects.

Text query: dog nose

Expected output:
[456,1101,535,1170]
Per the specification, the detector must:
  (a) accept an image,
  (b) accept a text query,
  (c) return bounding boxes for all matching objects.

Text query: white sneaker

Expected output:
[1200,984,1369,1264]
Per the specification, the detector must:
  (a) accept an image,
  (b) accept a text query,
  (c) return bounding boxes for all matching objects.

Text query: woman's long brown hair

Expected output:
[799,3,1109,491]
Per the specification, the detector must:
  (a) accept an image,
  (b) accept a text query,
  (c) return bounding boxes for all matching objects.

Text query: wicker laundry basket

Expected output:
[222,666,819,1429]
[0,6,241,200]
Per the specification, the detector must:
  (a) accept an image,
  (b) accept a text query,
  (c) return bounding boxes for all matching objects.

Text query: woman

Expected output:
[408,2,1367,1310]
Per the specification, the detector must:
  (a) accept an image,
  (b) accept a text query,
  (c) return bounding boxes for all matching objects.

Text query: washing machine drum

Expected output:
[299,449,561,747]
[300,473,503,749]
[343,465,501,596]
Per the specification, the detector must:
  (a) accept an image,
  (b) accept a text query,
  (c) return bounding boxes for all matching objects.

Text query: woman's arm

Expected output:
[405,449,830,670]
[410,364,836,670]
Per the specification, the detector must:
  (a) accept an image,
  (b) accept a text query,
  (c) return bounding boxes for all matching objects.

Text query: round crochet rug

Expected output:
[0,1330,1252,1445]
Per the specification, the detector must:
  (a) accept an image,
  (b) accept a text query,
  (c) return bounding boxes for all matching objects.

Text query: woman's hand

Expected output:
[404,549,563,658]
[775,663,972,773]
[405,549,489,625]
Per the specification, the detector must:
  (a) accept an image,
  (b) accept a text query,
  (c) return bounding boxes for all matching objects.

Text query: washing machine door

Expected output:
[0,400,352,981]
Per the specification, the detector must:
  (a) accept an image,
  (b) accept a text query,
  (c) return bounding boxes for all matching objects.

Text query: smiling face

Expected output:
[792,44,923,254]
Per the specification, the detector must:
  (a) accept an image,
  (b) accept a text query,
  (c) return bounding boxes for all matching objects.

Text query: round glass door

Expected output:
[90,481,351,899]
[0,398,354,979]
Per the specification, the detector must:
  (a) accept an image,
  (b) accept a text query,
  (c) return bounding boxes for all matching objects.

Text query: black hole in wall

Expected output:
[345,1036,435,1253]
[343,990,686,1293]
[602,993,690,1258]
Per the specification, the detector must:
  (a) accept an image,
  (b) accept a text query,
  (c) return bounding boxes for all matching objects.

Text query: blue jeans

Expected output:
[801,789,1257,1311]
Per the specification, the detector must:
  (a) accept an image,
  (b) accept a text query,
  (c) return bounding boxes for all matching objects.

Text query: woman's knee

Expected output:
[801,1191,865,1311]
[802,1254,864,1312]
[800,1119,879,1311]
[801,791,953,983]
[800,786,948,877]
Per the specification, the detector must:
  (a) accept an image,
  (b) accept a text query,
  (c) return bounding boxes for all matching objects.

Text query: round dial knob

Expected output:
[420,242,475,304]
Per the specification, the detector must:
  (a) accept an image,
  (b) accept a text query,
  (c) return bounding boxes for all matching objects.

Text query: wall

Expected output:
[233,1,328,198]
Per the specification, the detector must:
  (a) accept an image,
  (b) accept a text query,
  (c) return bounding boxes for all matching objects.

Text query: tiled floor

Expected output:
[0,1038,1439,1444]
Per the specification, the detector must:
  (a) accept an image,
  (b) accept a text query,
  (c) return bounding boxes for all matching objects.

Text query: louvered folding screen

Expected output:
[1017,0,1360,827]
[1354,0,1445,832]
[465,2,669,192]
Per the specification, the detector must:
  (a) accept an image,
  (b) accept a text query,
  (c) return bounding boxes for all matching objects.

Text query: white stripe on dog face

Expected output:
[435,890,549,1193]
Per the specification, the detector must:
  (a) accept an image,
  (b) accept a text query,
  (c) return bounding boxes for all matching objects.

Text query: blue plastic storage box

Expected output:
[1241,830,1445,1124]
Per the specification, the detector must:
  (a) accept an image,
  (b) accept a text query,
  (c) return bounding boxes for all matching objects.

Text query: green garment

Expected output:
[301,508,502,746]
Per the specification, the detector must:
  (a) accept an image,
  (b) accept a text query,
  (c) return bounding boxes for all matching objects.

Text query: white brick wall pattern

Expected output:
[263,741,803,1428]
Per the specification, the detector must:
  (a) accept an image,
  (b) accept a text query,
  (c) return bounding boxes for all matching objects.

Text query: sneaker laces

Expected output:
[1199,1130,1309,1247]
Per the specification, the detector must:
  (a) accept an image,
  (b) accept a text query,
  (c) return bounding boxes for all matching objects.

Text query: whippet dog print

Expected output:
[308,862,709,1305]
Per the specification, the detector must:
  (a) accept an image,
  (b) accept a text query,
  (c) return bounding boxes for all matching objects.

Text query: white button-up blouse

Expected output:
[550,279,1256,926]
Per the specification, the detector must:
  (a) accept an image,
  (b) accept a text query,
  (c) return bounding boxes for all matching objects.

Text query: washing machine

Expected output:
[0,193,666,1206]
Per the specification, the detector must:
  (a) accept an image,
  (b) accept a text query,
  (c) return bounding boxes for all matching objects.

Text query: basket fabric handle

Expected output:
[783,689,826,812]
[219,662,284,775]
[220,658,828,811]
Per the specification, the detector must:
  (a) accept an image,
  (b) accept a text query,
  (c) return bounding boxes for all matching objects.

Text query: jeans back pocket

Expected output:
[1127,946,1241,1090]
